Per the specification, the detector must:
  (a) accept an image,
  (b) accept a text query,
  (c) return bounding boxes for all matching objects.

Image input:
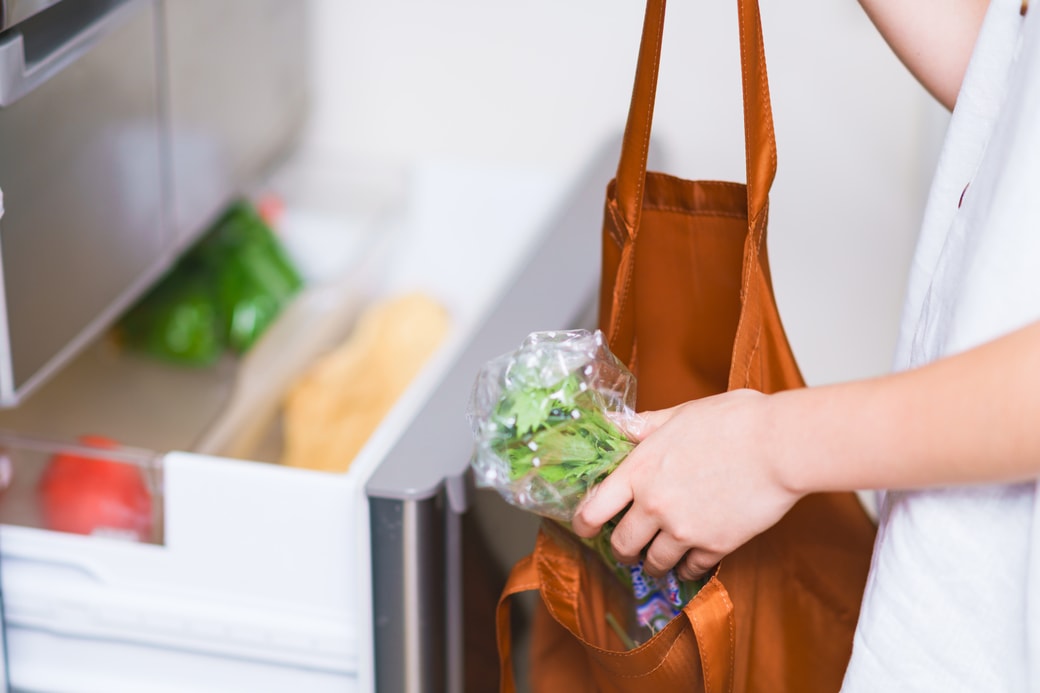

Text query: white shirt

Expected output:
[842,1,1040,690]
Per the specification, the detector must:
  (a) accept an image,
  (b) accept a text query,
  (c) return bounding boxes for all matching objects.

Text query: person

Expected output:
[571,0,1040,690]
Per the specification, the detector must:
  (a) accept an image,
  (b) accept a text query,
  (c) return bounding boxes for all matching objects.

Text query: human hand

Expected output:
[571,389,803,581]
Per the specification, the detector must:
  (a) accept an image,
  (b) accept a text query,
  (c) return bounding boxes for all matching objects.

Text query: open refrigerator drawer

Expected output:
[0,151,405,693]
[0,0,623,688]
[0,141,622,692]
[0,442,362,692]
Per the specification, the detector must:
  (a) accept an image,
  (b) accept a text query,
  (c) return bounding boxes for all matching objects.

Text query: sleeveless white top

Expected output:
[841,1,1040,690]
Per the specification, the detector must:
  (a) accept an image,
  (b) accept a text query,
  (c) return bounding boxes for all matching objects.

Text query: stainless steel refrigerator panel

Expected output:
[0,0,143,107]
[0,0,308,406]
[370,496,448,693]
[163,0,309,247]
[0,0,63,33]
[0,0,164,398]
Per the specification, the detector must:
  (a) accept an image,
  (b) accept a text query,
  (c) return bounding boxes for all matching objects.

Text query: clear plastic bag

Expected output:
[467,329,637,522]
[467,329,700,640]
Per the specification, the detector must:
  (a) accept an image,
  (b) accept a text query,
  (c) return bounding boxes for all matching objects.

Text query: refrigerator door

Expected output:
[0,0,310,407]
[0,144,619,691]
[163,0,309,248]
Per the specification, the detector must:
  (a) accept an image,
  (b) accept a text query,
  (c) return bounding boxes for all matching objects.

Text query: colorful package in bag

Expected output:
[467,329,699,637]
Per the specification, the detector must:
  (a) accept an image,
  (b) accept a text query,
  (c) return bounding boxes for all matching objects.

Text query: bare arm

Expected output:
[858,0,990,109]
[572,320,1040,580]
[775,319,1040,493]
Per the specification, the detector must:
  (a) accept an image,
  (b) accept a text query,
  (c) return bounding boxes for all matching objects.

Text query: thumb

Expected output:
[627,404,684,442]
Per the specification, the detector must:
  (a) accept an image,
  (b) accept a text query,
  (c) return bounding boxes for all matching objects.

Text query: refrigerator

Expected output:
[0,0,618,690]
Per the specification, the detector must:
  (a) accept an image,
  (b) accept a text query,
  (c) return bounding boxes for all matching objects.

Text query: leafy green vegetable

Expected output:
[487,371,634,507]
[469,330,703,642]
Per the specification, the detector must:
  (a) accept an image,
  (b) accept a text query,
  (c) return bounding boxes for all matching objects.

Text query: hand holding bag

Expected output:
[495,0,877,690]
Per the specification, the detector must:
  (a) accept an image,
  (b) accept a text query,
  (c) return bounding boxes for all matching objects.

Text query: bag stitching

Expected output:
[534,536,700,679]
[738,0,777,230]
[739,2,753,228]
[540,566,582,595]
[740,199,768,317]
[743,304,764,387]
[614,240,639,365]
[595,630,692,678]
[572,605,698,679]
[631,4,666,237]
[690,601,713,691]
[739,229,755,314]
[743,206,770,385]
[755,206,768,255]
[607,200,629,248]
[756,8,778,199]
[645,174,746,193]
[641,206,747,220]
[723,586,735,693]
[588,606,688,661]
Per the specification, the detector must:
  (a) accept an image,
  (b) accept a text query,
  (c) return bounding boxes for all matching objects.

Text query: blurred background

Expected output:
[304,0,948,386]
[0,1,951,690]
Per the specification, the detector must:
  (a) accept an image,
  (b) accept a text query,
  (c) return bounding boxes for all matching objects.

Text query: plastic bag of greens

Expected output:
[467,329,700,638]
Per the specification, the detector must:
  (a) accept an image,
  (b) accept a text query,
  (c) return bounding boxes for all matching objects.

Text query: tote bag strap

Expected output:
[685,578,737,693]
[611,0,777,232]
[614,0,777,238]
[735,0,777,229]
[607,0,778,367]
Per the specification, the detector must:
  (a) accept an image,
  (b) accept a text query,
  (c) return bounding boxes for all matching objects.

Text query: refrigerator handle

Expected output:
[0,0,143,107]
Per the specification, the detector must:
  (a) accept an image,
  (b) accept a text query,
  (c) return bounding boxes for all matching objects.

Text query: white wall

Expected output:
[302,0,948,386]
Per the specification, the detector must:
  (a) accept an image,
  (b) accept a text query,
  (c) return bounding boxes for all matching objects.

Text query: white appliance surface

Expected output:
[0,156,567,692]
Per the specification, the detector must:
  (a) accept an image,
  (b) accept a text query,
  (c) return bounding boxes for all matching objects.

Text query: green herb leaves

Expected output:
[468,329,637,518]
[488,371,634,507]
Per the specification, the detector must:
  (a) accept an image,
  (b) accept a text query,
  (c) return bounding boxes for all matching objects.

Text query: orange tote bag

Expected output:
[496,0,877,690]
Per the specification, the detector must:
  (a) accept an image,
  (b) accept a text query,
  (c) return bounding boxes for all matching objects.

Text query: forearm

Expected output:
[773,320,1040,494]
[858,0,989,110]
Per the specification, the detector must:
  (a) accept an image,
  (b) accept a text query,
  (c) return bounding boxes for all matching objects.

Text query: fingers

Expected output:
[617,523,723,581]
[641,532,689,577]
[675,548,722,582]
[627,405,683,442]
[573,404,682,537]
[608,508,658,564]
[571,466,634,539]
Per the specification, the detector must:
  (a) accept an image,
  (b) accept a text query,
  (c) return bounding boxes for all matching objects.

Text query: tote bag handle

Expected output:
[605,0,778,373]
[614,0,777,236]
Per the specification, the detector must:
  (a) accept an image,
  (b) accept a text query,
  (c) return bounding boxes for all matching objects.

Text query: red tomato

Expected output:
[38,435,154,542]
